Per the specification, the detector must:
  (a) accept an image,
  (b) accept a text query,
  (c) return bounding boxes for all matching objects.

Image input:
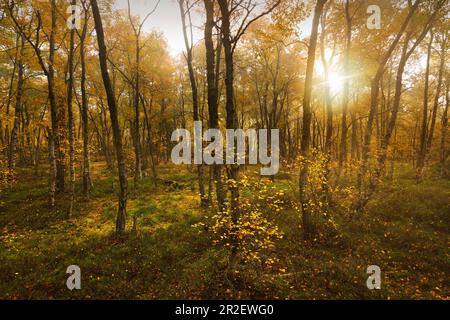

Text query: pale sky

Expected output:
[113,0,313,56]
[114,0,203,56]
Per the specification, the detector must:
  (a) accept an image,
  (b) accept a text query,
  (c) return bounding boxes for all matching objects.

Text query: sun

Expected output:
[328,71,344,95]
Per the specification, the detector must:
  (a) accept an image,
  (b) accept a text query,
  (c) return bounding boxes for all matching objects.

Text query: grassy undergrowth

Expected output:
[0,162,448,299]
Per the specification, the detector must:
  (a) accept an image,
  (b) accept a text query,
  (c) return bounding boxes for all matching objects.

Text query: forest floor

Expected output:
[0,162,448,300]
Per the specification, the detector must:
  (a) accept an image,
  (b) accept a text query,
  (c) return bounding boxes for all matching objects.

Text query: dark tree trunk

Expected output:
[179,0,208,207]
[350,112,360,161]
[218,0,239,216]
[67,0,76,217]
[204,0,226,210]
[48,130,56,208]
[339,0,352,172]
[80,5,92,198]
[91,0,128,233]
[50,0,65,193]
[440,80,449,178]
[299,0,327,239]
[319,4,333,206]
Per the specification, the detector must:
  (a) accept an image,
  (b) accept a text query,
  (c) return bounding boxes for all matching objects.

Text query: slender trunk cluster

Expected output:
[353,0,422,213]
[353,0,445,211]
[417,30,447,180]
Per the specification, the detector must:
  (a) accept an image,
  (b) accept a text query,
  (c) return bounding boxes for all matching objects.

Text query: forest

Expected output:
[0,0,448,300]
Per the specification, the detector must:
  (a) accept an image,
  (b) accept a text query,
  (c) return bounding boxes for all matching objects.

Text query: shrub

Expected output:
[196,177,285,269]
[0,158,14,194]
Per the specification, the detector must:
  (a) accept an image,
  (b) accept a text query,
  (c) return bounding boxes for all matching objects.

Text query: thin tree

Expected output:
[440,78,449,178]
[8,33,24,172]
[319,1,335,206]
[299,0,327,239]
[179,0,208,207]
[127,0,160,187]
[427,33,447,155]
[67,0,77,216]
[339,0,363,172]
[203,0,226,210]
[77,0,92,198]
[90,0,128,233]
[217,0,281,216]
[416,30,434,180]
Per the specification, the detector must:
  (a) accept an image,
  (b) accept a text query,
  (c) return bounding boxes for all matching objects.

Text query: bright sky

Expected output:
[114,0,202,56]
[113,0,313,57]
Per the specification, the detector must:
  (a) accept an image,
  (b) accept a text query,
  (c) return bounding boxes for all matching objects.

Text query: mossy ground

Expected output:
[0,162,448,299]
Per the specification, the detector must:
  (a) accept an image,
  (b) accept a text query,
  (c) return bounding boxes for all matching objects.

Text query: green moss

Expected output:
[0,162,448,299]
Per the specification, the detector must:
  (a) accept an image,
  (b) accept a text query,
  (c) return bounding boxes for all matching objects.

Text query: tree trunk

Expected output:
[218,0,239,217]
[67,0,76,217]
[426,34,447,158]
[299,0,327,239]
[141,95,158,187]
[80,6,91,198]
[416,31,434,180]
[50,0,65,193]
[8,34,24,172]
[351,112,359,161]
[319,4,333,206]
[48,129,56,208]
[339,0,352,173]
[179,0,208,207]
[204,0,226,211]
[91,0,128,233]
[440,80,449,178]
[133,37,142,186]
